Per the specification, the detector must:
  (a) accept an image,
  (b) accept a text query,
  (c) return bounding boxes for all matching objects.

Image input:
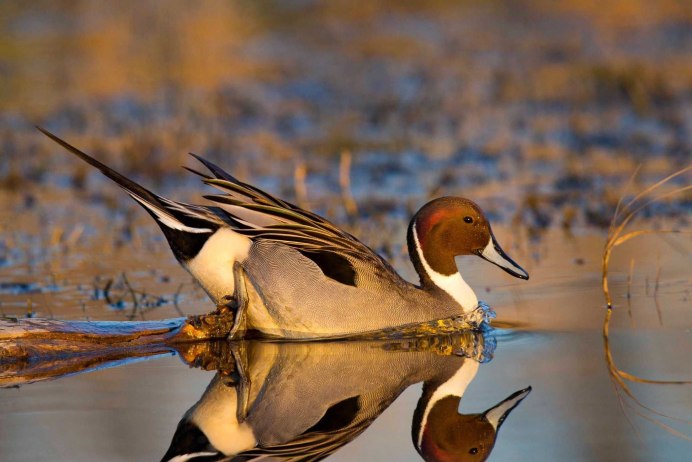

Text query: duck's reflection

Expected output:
[163,331,530,461]
[414,384,530,461]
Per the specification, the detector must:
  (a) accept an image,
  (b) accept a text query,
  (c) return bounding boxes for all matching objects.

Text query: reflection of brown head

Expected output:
[415,387,531,462]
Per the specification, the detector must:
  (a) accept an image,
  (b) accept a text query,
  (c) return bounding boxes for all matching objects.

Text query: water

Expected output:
[1,330,689,460]
[1,230,689,461]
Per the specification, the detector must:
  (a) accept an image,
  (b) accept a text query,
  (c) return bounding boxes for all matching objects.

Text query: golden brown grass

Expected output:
[339,149,358,220]
[293,160,309,210]
[601,165,691,439]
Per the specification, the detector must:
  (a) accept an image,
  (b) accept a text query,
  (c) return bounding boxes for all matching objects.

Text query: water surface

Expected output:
[1,231,689,461]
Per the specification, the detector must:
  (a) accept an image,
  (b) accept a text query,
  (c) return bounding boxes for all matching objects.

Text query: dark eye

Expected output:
[464,216,473,224]
[469,447,478,455]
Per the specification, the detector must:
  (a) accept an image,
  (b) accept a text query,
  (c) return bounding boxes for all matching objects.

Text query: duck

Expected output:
[39,128,528,339]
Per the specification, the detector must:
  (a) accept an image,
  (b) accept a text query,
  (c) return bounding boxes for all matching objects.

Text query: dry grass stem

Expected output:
[601,165,692,439]
[64,225,84,248]
[293,161,308,209]
[339,149,358,219]
[602,166,692,306]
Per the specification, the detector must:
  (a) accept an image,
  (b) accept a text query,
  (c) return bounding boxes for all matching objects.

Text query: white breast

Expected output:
[185,228,252,303]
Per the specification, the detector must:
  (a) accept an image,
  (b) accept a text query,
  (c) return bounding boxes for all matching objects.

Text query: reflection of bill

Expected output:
[414,383,530,462]
[162,331,530,461]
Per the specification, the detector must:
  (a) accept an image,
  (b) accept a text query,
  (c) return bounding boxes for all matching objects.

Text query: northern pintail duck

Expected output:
[40,128,528,339]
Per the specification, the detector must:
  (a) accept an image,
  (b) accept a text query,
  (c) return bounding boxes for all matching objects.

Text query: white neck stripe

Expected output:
[412,226,478,312]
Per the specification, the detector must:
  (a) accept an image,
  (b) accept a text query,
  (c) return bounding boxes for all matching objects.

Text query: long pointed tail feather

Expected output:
[37,127,220,261]
[38,127,169,212]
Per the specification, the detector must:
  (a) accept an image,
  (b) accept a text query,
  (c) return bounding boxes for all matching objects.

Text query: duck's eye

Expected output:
[469,447,479,455]
[464,216,474,224]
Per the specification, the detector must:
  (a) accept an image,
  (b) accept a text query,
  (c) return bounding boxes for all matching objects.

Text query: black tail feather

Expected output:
[189,152,240,182]
[37,127,169,211]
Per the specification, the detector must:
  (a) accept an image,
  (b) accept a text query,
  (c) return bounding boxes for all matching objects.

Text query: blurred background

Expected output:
[0,0,692,317]
[1,0,690,318]
[0,0,690,315]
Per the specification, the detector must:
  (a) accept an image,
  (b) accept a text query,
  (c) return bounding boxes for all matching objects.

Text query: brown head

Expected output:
[407,197,528,286]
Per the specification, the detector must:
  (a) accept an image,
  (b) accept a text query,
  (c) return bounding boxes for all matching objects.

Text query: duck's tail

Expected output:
[37,127,222,262]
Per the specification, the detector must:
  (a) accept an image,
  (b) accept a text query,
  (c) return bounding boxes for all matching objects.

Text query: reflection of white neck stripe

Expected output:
[412,226,478,312]
[416,360,480,448]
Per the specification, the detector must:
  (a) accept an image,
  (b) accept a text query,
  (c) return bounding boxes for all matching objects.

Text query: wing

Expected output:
[188,155,403,287]
[39,125,401,288]
[228,392,393,462]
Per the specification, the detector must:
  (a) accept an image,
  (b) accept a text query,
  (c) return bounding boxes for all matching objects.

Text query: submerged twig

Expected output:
[653,254,663,326]
[626,258,634,325]
[102,278,116,305]
[172,282,186,317]
[122,272,140,320]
